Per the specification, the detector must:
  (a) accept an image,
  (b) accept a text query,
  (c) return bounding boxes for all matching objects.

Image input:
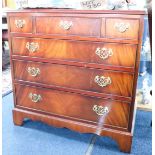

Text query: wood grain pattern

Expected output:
[10,33,139,44]
[105,18,139,40]
[13,80,132,102]
[12,55,135,73]
[9,16,32,33]
[13,60,134,97]
[36,17,101,37]
[12,37,137,68]
[15,84,130,129]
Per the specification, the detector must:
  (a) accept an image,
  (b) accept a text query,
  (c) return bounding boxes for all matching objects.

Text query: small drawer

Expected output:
[9,16,32,33]
[103,18,139,40]
[12,37,137,68]
[36,17,101,37]
[15,84,130,129]
[13,60,134,97]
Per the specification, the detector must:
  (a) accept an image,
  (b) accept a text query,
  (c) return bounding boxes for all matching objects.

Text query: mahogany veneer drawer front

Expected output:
[13,60,134,97]
[9,16,32,33]
[36,17,101,37]
[15,84,130,129]
[12,37,137,68]
[8,9,144,153]
[104,19,139,39]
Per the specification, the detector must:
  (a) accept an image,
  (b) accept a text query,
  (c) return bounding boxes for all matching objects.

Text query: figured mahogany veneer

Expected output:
[7,9,145,153]
[10,16,32,33]
[36,17,101,37]
[13,60,134,97]
[12,37,137,68]
[15,84,130,129]
[105,19,139,39]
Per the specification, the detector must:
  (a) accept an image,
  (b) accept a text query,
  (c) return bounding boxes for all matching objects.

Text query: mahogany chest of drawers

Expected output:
[7,9,144,153]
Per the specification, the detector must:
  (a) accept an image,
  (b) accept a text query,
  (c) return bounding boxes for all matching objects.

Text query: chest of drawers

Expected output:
[7,9,144,153]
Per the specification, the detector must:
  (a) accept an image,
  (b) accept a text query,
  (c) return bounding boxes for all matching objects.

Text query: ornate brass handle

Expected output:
[29,93,42,103]
[95,47,113,60]
[26,42,39,53]
[114,22,130,33]
[93,105,109,116]
[15,19,25,28]
[94,75,111,87]
[27,67,40,77]
[59,20,73,30]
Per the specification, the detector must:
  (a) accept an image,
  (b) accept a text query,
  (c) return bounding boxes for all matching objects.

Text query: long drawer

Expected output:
[12,37,137,68]
[15,84,130,129]
[13,60,134,97]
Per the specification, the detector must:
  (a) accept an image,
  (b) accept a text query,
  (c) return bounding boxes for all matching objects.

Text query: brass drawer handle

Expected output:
[15,19,25,28]
[29,93,42,103]
[93,105,109,116]
[114,22,130,33]
[27,67,40,77]
[95,47,113,60]
[94,75,111,87]
[59,20,73,30]
[26,42,39,53]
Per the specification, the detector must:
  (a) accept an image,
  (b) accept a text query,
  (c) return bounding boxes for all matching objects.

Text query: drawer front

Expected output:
[9,17,32,33]
[36,17,101,37]
[104,19,139,40]
[13,61,134,97]
[12,37,137,68]
[15,84,130,129]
